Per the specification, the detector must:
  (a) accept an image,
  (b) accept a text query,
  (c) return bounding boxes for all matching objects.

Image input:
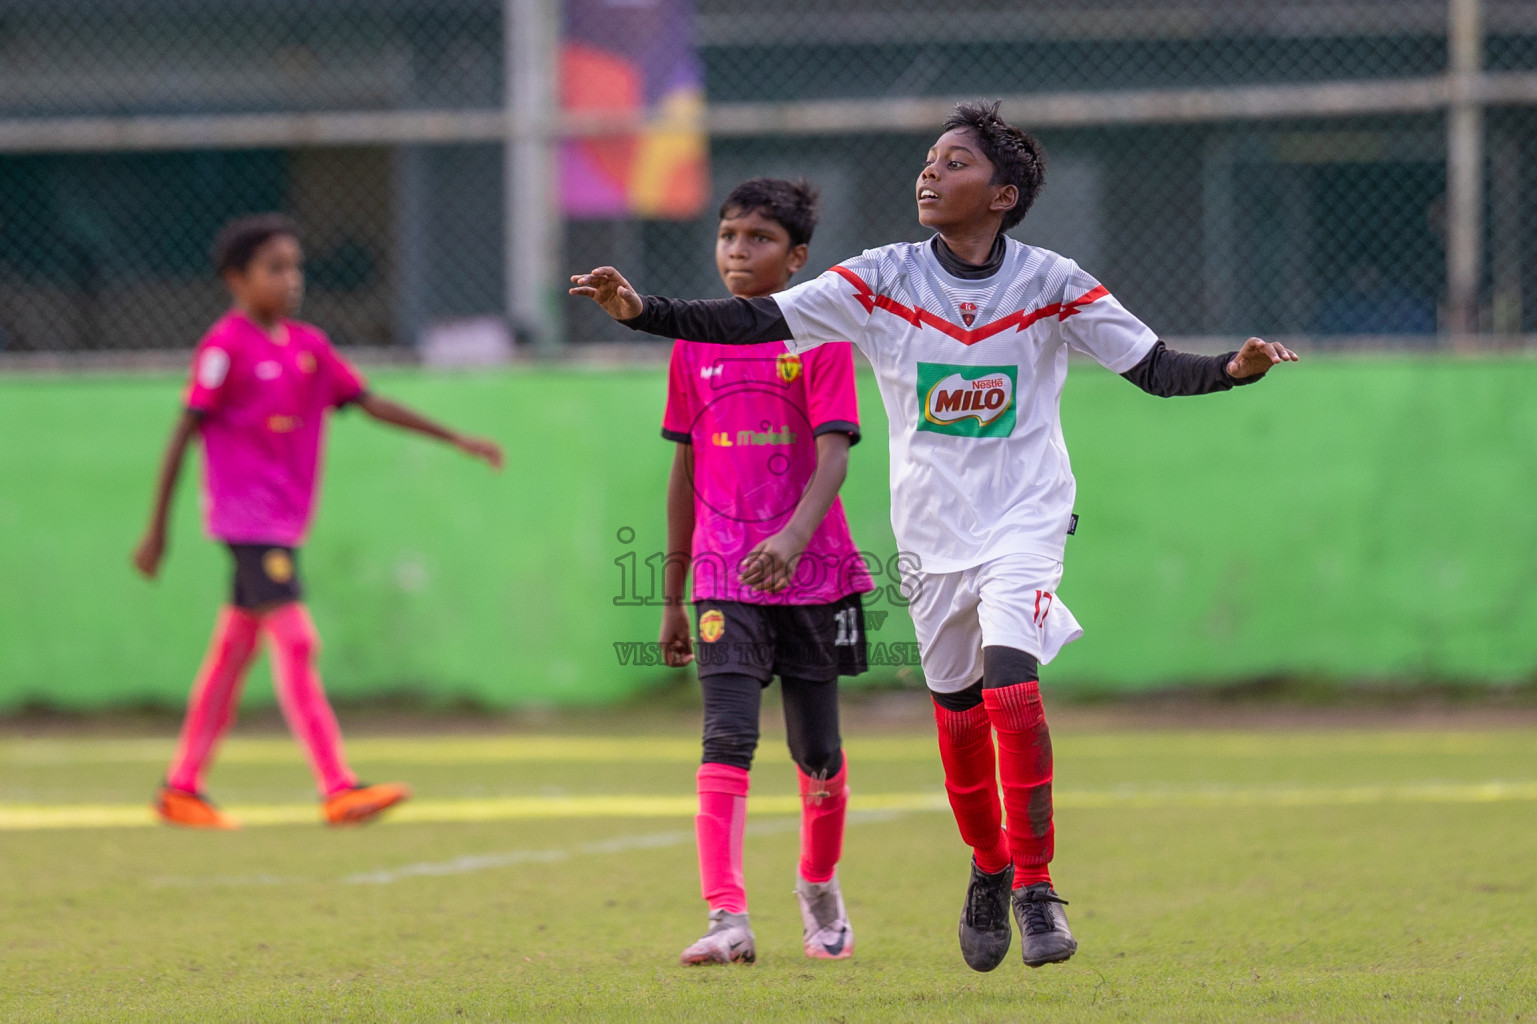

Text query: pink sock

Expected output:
[166,607,263,793]
[263,603,357,797]
[695,762,750,913]
[797,760,848,884]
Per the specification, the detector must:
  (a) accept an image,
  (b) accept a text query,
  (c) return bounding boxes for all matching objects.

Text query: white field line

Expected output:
[11,780,1537,833]
[342,811,913,886]
[152,812,904,889]
[347,818,784,886]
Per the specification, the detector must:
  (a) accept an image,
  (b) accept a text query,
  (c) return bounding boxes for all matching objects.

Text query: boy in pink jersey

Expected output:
[660,179,873,965]
[133,214,504,829]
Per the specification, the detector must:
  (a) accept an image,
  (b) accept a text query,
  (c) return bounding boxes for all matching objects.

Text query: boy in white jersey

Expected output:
[572,101,1297,973]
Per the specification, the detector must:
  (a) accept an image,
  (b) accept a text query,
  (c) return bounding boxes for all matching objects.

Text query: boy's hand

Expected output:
[568,267,644,321]
[132,530,165,580]
[455,435,505,470]
[738,530,807,594]
[1227,338,1299,380]
[659,604,695,667]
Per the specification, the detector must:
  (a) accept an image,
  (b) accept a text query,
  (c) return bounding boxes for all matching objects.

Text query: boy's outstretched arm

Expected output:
[659,444,695,668]
[1120,337,1298,397]
[570,267,792,346]
[354,393,505,469]
[132,409,200,579]
[739,432,852,594]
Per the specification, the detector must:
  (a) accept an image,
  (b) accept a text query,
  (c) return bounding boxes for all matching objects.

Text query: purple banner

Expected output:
[560,0,708,219]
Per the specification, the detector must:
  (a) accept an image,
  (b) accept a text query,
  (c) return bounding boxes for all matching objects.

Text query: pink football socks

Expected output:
[166,603,358,798]
[166,606,262,793]
[263,603,357,797]
[796,761,848,884]
[695,762,750,913]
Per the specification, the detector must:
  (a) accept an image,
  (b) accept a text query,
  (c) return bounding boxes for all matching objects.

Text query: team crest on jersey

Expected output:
[198,348,229,389]
[699,609,726,643]
[297,352,317,374]
[263,549,294,584]
[958,301,978,327]
[916,362,1017,437]
[776,352,801,384]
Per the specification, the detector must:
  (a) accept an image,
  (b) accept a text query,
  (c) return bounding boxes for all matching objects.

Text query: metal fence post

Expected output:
[1445,0,1485,342]
[506,0,563,352]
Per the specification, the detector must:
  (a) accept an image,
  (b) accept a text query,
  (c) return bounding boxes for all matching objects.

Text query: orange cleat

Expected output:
[323,782,412,827]
[155,785,240,830]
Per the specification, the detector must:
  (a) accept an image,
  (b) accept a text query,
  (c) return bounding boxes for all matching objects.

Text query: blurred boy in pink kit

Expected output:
[133,213,503,829]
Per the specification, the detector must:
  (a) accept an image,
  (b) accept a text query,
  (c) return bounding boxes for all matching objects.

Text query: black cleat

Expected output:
[1013,882,1078,967]
[958,859,1014,971]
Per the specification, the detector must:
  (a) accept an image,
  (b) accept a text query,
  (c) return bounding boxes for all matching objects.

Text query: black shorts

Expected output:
[693,593,868,683]
[227,544,303,610]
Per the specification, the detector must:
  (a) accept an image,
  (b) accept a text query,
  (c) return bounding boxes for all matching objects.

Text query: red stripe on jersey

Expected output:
[829,265,1109,347]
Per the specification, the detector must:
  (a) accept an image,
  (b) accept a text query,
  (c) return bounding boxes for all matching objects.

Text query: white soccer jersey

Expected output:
[773,237,1157,574]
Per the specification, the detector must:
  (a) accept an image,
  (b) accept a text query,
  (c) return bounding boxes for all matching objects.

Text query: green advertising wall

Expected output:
[1,355,1534,712]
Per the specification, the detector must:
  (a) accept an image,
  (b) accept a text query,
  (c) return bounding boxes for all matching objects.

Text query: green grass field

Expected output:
[3,710,1535,1023]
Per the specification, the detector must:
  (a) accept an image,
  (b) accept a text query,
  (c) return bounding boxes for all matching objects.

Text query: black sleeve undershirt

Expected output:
[621,295,791,345]
[625,299,1261,399]
[1120,341,1260,397]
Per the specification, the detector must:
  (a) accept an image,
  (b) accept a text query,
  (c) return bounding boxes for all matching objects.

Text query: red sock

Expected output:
[263,603,357,797]
[932,700,1010,874]
[166,607,263,793]
[695,763,750,913]
[797,760,848,884]
[983,681,1054,888]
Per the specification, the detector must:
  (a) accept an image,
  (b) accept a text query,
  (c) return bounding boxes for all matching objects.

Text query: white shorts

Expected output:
[903,552,1084,694]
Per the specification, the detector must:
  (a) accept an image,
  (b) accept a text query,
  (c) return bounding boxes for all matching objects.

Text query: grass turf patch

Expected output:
[1,726,1534,1022]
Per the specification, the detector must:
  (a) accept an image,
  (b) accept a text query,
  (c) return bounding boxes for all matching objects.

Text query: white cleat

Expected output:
[679,909,756,966]
[796,873,854,960]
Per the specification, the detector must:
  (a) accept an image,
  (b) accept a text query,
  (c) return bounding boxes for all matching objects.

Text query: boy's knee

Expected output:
[791,743,843,777]
[700,673,762,770]
[701,726,758,771]
[282,629,319,664]
[267,605,321,662]
[213,609,263,658]
[215,630,261,662]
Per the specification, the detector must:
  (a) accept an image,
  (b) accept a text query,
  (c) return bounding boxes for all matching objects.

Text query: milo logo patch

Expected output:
[916,363,1017,437]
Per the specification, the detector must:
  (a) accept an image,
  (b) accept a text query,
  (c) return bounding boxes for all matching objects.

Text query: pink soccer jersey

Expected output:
[662,339,874,605]
[183,310,366,547]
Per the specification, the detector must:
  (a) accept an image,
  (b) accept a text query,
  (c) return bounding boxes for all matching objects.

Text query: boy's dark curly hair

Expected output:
[213,213,300,275]
[719,178,819,249]
[942,101,1046,232]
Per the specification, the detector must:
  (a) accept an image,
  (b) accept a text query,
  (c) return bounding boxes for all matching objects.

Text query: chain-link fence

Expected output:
[2,0,1536,355]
